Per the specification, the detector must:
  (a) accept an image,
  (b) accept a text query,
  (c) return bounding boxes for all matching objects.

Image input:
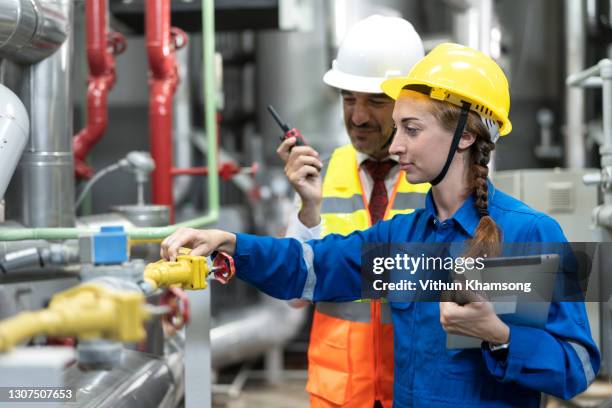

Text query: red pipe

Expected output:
[171,162,258,180]
[171,163,239,179]
[146,0,187,222]
[73,0,126,179]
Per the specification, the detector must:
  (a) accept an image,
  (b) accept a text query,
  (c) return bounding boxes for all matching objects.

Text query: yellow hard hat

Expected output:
[381,43,512,137]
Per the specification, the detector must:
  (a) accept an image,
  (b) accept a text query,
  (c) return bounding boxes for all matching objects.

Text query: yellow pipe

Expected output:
[0,284,149,353]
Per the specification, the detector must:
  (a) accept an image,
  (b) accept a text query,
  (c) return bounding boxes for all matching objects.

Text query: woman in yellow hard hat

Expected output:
[161,43,599,407]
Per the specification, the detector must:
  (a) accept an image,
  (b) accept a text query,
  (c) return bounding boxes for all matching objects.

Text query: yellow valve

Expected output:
[143,247,209,291]
[0,283,149,353]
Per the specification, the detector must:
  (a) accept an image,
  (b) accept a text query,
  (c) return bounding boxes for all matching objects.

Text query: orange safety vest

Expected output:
[306,145,429,408]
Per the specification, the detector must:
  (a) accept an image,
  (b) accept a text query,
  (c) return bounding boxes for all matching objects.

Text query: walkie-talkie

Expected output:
[267,105,307,147]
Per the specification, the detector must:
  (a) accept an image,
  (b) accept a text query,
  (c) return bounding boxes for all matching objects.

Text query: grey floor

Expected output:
[213,379,310,408]
[207,378,612,408]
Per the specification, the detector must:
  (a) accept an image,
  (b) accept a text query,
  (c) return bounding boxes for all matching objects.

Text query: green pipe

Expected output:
[0,0,219,242]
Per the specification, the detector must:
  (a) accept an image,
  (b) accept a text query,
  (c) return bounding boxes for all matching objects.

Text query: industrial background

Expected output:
[0,0,609,407]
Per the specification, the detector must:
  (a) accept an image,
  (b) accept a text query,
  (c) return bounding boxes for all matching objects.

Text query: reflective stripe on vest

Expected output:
[319,144,430,313]
[316,301,393,324]
[393,192,427,211]
[321,194,363,213]
[321,192,426,214]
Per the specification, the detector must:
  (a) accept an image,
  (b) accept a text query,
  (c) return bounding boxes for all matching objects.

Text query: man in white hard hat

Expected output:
[277,15,429,408]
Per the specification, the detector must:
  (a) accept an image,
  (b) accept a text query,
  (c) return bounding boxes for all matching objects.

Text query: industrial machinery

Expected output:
[0,0,309,407]
[1,0,612,407]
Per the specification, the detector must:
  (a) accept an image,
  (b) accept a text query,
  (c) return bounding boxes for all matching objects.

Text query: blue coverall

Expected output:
[233,181,600,407]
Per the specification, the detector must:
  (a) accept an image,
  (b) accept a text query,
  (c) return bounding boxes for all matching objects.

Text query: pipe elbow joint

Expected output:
[0,84,29,200]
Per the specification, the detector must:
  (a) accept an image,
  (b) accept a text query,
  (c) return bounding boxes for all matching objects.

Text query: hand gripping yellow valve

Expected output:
[143,247,235,292]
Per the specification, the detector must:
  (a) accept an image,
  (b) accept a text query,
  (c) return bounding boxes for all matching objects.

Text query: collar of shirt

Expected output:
[356,151,399,166]
[422,180,496,237]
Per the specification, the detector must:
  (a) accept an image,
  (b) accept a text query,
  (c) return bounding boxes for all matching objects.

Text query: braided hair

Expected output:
[428,100,502,258]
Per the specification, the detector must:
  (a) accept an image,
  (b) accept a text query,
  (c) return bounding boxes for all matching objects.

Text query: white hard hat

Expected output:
[323,15,424,94]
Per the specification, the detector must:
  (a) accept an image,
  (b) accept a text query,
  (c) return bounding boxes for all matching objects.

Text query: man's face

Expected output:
[341,90,396,159]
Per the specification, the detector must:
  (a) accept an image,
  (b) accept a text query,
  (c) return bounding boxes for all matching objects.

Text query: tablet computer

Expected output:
[446,253,559,349]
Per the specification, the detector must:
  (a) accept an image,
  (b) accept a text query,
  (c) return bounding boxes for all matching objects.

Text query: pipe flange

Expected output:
[602,167,612,192]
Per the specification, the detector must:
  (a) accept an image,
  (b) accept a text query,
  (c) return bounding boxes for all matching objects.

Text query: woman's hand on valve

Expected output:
[160,227,236,262]
[439,300,510,345]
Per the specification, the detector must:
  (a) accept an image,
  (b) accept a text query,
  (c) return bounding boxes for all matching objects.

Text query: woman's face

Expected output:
[389,90,454,185]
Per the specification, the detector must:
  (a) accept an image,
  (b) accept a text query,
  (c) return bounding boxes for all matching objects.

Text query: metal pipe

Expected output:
[451,0,494,55]
[598,59,612,211]
[184,5,217,403]
[599,61,612,158]
[0,0,67,64]
[0,0,220,242]
[173,45,194,204]
[73,0,126,179]
[211,296,307,369]
[478,0,493,55]
[564,0,587,168]
[3,0,76,228]
[571,59,612,208]
[566,61,604,87]
[63,349,183,408]
[0,84,29,200]
[189,0,221,226]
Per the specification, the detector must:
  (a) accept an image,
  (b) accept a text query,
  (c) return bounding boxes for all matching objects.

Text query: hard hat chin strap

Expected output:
[430,102,471,186]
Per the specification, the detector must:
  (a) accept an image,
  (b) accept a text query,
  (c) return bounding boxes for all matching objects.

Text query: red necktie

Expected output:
[363,159,395,225]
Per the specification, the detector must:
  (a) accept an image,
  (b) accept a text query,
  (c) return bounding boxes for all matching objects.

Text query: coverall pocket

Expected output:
[437,348,484,378]
[307,364,350,405]
[306,315,351,404]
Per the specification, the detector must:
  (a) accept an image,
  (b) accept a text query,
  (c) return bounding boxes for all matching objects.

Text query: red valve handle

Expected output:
[171,27,189,50]
[219,162,241,181]
[109,32,127,55]
[160,287,190,330]
[212,252,236,284]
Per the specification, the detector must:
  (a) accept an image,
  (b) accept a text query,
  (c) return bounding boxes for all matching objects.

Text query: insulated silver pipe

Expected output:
[63,349,183,408]
[0,84,29,200]
[564,0,587,168]
[600,60,612,166]
[0,0,68,64]
[3,0,75,228]
[449,0,494,55]
[211,296,307,369]
[173,45,193,204]
[598,59,612,211]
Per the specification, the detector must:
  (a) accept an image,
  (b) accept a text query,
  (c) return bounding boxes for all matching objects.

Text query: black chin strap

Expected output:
[430,102,471,186]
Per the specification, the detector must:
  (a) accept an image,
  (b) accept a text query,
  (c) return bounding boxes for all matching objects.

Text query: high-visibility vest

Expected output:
[306,144,429,408]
